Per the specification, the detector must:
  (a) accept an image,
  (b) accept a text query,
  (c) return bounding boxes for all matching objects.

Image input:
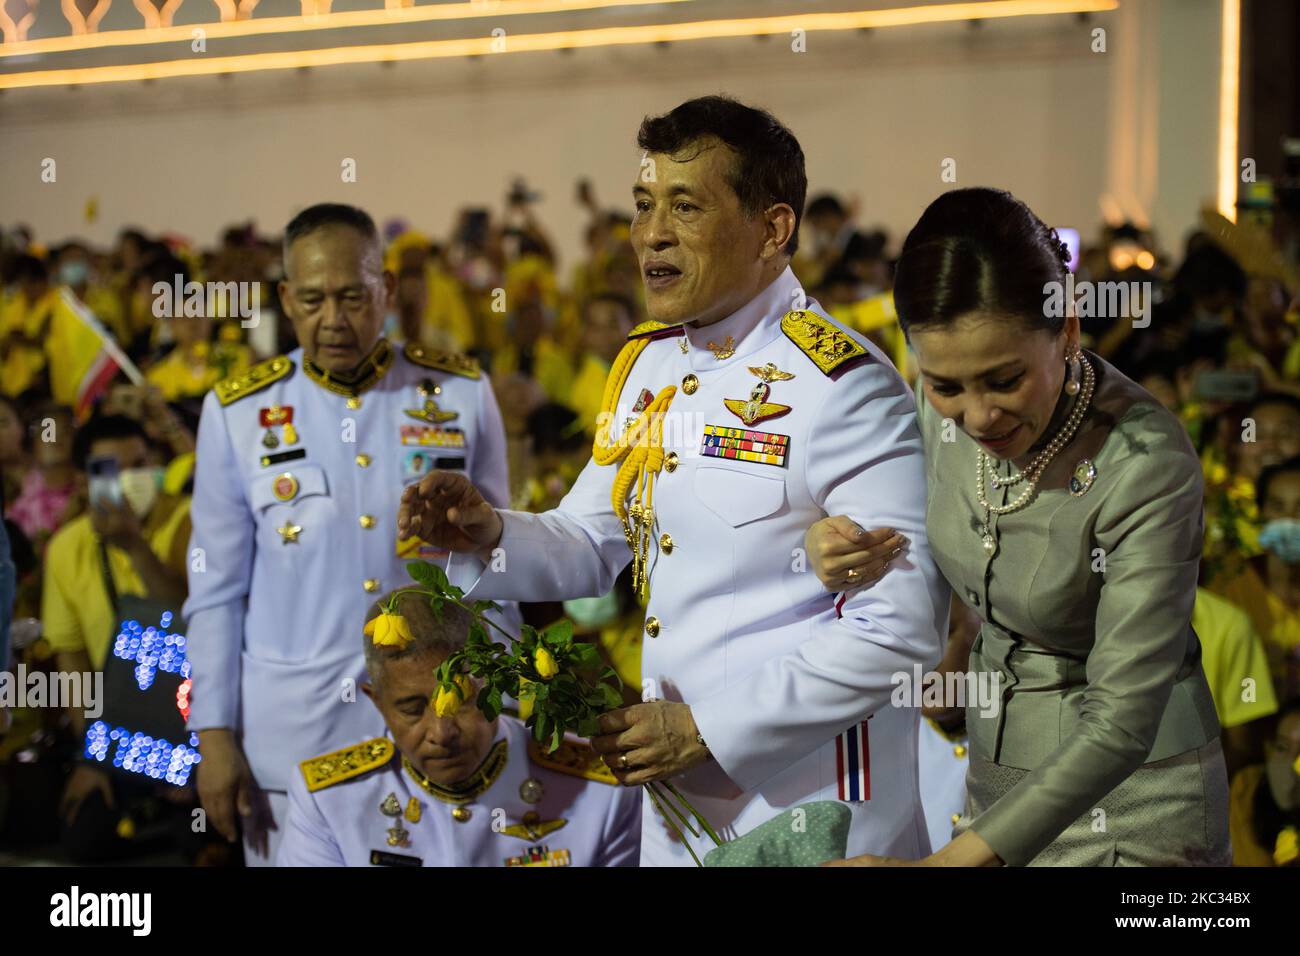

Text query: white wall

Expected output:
[0,2,1224,270]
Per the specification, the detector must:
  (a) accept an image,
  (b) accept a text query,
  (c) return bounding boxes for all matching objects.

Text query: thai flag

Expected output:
[836,720,871,802]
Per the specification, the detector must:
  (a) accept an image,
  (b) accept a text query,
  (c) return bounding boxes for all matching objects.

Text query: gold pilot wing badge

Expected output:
[722,362,796,426]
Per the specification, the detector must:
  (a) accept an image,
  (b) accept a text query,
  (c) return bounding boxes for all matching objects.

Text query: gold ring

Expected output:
[846,567,862,583]
[619,753,629,770]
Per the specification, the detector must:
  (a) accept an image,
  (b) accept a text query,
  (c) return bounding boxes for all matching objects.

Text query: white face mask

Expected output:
[119,467,162,518]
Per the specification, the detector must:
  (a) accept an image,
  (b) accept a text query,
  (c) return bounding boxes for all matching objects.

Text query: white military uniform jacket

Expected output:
[454,267,950,865]
[184,339,514,793]
[276,715,642,867]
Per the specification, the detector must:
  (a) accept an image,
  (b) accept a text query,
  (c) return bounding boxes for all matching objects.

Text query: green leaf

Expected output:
[473,599,503,616]
[407,560,447,593]
[468,621,488,647]
[541,618,574,649]
[550,725,562,753]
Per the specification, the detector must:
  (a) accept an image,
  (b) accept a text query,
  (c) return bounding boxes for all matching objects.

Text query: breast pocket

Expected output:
[250,464,337,548]
[693,464,786,527]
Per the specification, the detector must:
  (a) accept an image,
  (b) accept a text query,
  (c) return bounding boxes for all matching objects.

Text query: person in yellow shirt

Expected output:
[54,242,130,348]
[569,292,636,437]
[1,254,57,399]
[1211,455,1300,703]
[42,413,190,860]
[385,231,475,352]
[492,298,574,407]
[1228,697,1300,866]
[1192,587,1280,776]
[143,257,253,403]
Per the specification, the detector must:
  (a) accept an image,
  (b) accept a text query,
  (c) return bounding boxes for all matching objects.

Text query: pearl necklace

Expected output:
[976,352,1095,555]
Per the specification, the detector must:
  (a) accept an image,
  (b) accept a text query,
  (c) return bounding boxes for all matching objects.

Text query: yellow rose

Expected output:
[433,675,474,718]
[1274,826,1299,867]
[535,646,559,680]
[364,610,415,649]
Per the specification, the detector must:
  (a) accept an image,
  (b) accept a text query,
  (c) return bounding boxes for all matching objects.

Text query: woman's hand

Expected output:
[803,515,907,592]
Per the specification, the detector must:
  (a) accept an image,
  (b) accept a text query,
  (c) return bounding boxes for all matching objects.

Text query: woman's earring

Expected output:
[1064,349,1081,396]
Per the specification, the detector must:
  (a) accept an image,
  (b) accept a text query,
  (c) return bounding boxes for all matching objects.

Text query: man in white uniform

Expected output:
[185,204,513,864]
[399,96,950,865]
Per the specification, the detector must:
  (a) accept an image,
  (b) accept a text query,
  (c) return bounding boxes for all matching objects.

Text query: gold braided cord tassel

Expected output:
[592,337,677,599]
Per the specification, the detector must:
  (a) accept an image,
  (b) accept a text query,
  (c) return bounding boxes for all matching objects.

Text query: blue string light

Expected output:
[111,610,188,691]
[83,721,202,786]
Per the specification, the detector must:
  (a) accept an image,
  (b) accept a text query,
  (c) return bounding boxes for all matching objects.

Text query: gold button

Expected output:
[644,616,660,638]
[452,807,472,823]
[951,813,962,825]
[346,396,362,410]
[363,578,380,593]
[355,454,372,468]
[954,745,967,758]
[681,374,699,395]
[664,452,679,473]
[659,533,674,554]
[359,514,376,529]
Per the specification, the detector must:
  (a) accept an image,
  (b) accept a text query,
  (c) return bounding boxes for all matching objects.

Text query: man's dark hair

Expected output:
[72,413,147,471]
[637,95,806,256]
[282,203,380,262]
[11,254,48,285]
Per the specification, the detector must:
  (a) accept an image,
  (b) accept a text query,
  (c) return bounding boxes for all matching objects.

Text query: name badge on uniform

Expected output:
[700,424,790,468]
[370,849,422,867]
[400,424,467,449]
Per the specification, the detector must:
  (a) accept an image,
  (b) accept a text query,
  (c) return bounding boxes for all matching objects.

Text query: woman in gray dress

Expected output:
[809,188,1230,866]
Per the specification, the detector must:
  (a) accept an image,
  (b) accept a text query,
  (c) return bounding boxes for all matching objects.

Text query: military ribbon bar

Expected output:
[699,424,790,468]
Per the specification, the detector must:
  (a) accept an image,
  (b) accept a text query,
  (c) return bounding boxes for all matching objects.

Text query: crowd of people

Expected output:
[2,102,1300,866]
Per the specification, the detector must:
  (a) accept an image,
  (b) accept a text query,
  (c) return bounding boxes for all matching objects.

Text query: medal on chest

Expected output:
[723,363,795,426]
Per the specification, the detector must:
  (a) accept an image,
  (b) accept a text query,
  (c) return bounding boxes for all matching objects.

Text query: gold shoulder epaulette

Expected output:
[214,355,293,406]
[627,320,683,340]
[781,310,868,376]
[300,738,395,793]
[404,342,481,380]
[527,737,618,786]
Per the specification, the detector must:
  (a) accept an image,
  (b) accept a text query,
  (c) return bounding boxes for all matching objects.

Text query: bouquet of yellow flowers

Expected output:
[373,559,721,864]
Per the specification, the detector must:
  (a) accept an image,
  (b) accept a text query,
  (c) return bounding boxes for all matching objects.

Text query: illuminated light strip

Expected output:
[0,0,696,57]
[0,0,1119,89]
[1216,0,1240,223]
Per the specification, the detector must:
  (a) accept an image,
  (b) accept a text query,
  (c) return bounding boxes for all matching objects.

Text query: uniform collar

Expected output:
[302,337,395,398]
[681,265,799,372]
[401,722,509,806]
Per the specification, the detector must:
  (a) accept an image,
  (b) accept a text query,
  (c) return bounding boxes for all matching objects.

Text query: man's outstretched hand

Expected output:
[397,470,503,561]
